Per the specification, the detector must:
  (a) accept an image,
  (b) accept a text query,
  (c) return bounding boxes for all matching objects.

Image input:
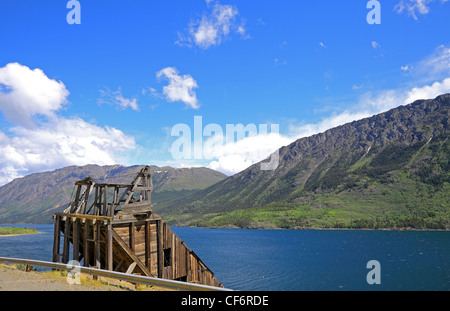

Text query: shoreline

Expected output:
[173,224,450,232]
[0,232,42,238]
[0,226,42,238]
[3,223,449,232]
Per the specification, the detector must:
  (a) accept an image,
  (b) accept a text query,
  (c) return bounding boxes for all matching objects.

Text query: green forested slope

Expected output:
[158,94,450,230]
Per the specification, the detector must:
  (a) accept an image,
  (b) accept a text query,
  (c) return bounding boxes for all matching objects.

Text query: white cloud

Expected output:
[371,41,380,49]
[415,45,450,79]
[395,0,448,20]
[0,117,136,185]
[0,166,27,186]
[201,111,373,176]
[170,45,450,177]
[0,63,137,186]
[206,131,292,176]
[204,77,450,176]
[274,58,287,66]
[404,77,450,104]
[176,0,246,49]
[98,87,139,111]
[401,65,411,71]
[156,67,200,109]
[287,111,373,142]
[319,42,327,49]
[208,155,253,175]
[0,62,69,128]
[1,118,135,170]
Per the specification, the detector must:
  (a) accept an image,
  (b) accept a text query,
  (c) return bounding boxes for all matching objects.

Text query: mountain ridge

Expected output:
[1,94,449,229]
[0,164,226,224]
[157,94,450,230]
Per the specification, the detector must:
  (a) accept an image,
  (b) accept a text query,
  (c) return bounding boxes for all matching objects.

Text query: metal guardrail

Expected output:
[0,256,233,292]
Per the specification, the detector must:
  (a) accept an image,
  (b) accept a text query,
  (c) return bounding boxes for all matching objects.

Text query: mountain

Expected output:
[159,94,450,230]
[0,165,226,224]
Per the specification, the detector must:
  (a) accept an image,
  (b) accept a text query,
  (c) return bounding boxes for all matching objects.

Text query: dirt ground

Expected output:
[0,264,170,291]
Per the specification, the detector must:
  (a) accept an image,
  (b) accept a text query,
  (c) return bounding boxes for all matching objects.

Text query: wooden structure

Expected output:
[52,166,222,288]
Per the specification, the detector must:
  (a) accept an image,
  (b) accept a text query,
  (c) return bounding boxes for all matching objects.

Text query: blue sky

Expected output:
[0,0,450,184]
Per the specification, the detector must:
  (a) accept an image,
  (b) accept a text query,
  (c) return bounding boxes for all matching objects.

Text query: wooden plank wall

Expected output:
[112,219,221,287]
[113,221,159,276]
[54,214,222,287]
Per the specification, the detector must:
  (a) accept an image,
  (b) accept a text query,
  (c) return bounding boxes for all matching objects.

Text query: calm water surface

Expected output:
[0,224,448,291]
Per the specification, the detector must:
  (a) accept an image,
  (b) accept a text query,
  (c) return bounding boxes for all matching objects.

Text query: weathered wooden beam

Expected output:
[112,231,152,277]
[80,183,92,214]
[71,184,82,213]
[156,219,163,278]
[107,222,113,271]
[62,219,70,264]
[114,260,124,272]
[72,218,80,262]
[54,213,112,223]
[130,223,135,251]
[83,222,89,267]
[171,232,175,278]
[103,187,107,216]
[86,186,105,215]
[94,222,101,269]
[52,214,61,263]
[145,220,150,269]
[123,176,141,206]
[126,262,137,274]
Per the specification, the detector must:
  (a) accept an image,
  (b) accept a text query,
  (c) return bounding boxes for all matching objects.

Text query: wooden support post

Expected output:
[171,233,175,279]
[145,220,150,270]
[52,215,61,263]
[156,219,163,278]
[93,187,98,215]
[62,219,70,264]
[111,186,118,217]
[130,223,135,251]
[81,185,90,214]
[107,222,113,271]
[103,187,107,216]
[186,248,191,283]
[83,222,89,267]
[72,218,80,262]
[71,185,82,213]
[94,222,101,269]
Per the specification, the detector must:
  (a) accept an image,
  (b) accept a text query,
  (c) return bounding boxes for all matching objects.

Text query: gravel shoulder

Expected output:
[0,264,171,291]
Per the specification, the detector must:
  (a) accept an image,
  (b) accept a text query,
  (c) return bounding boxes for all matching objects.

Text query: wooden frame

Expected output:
[52,166,222,288]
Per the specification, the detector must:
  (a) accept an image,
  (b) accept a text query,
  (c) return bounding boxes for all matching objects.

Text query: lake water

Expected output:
[0,224,448,291]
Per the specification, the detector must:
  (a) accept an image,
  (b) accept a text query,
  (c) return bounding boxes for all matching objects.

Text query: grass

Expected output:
[0,227,40,236]
[175,170,450,230]
[179,138,450,230]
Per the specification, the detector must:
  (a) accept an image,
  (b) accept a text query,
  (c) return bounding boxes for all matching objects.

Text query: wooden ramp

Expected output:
[52,166,222,288]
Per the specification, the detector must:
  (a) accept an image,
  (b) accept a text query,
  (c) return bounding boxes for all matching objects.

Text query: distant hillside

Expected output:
[0,165,226,224]
[159,94,450,230]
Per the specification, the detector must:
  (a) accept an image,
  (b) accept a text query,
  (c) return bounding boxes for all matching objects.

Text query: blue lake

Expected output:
[0,224,449,291]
